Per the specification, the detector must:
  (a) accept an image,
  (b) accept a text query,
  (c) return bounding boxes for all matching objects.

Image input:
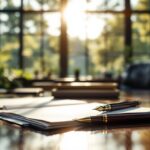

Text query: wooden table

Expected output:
[0,88,44,97]
[0,90,150,150]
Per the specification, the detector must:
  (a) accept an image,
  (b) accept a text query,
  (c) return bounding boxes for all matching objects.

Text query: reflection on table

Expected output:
[0,90,150,150]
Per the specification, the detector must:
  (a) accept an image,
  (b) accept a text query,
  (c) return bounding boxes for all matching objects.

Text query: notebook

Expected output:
[0,99,150,131]
[0,96,88,110]
[0,101,101,130]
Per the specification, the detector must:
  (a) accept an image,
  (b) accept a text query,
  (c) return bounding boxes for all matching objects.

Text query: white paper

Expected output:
[0,102,102,122]
[0,97,92,109]
[0,98,149,126]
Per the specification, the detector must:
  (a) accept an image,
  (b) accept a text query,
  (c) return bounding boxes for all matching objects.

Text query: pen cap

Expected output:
[106,112,150,124]
[110,101,141,110]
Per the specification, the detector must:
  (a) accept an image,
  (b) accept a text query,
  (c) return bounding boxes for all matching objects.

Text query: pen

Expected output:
[77,112,150,124]
[94,101,140,111]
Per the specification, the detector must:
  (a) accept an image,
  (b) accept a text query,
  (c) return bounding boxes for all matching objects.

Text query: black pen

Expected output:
[77,112,150,124]
[94,101,140,112]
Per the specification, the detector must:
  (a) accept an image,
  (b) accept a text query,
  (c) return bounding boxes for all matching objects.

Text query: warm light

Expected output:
[63,1,87,40]
[44,13,61,36]
[60,131,89,150]
[86,16,105,39]
[64,1,104,40]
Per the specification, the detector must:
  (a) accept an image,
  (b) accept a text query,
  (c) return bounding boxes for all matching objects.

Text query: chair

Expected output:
[121,63,150,89]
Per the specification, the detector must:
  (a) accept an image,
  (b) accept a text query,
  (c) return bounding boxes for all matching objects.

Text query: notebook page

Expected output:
[0,102,102,122]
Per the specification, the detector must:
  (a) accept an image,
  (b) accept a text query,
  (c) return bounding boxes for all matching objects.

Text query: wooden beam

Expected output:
[60,0,68,77]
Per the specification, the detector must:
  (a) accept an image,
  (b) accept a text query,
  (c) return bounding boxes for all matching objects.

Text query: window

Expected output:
[132,14,150,62]
[131,0,150,63]
[0,0,150,78]
[0,12,20,69]
[131,0,150,10]
[0,0,60,78]
[67,0,125,76]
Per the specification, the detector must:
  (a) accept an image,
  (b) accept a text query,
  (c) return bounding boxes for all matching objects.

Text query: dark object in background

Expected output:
[74,69,80,81]
[122,63,150,89]
[51,89,119,99]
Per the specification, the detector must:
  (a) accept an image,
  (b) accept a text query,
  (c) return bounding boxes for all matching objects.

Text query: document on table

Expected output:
[0,101,102,130]
[0,98,150,131]
[0,97,52,109]
[0,96,89,109]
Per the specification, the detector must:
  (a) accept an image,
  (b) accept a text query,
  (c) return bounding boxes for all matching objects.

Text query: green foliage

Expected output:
[0,0,149,78]
[135,0,150,10]
[87,14,124,75]
[132,0,150,62]
[12,69,33,79]
[0,67,4,77]
[0,0,60,77]
[0,67,21,89]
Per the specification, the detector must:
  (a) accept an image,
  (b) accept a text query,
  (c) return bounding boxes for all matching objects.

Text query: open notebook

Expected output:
[0,98,150,131]
[0,96,90,109]
[0,98,102,130]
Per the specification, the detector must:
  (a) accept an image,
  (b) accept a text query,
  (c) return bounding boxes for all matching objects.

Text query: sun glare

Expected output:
[63,1,86,40]
[64,1,104,40]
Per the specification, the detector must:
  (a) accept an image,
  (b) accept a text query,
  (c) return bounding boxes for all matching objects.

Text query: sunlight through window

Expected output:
[64,1,104,40]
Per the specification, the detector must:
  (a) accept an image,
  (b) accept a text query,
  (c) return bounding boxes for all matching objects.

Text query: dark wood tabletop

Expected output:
[0,90,150,150]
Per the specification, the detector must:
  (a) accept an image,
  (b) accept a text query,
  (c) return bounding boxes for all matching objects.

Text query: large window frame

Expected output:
[0,0,150,77]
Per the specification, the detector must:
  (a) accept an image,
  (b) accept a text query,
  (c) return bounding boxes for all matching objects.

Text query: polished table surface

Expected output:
[0,90,150,150]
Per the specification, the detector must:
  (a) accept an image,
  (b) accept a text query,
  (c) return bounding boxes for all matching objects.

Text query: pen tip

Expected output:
[94,106,103,111]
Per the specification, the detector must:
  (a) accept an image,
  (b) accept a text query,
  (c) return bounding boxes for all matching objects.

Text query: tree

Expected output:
[0,0,60,78]
[0,1,19,70]
[132,0,150,62]
[87,14,124,76]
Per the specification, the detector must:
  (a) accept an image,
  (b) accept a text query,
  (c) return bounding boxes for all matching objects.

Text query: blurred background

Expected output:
[0,0,149,81]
